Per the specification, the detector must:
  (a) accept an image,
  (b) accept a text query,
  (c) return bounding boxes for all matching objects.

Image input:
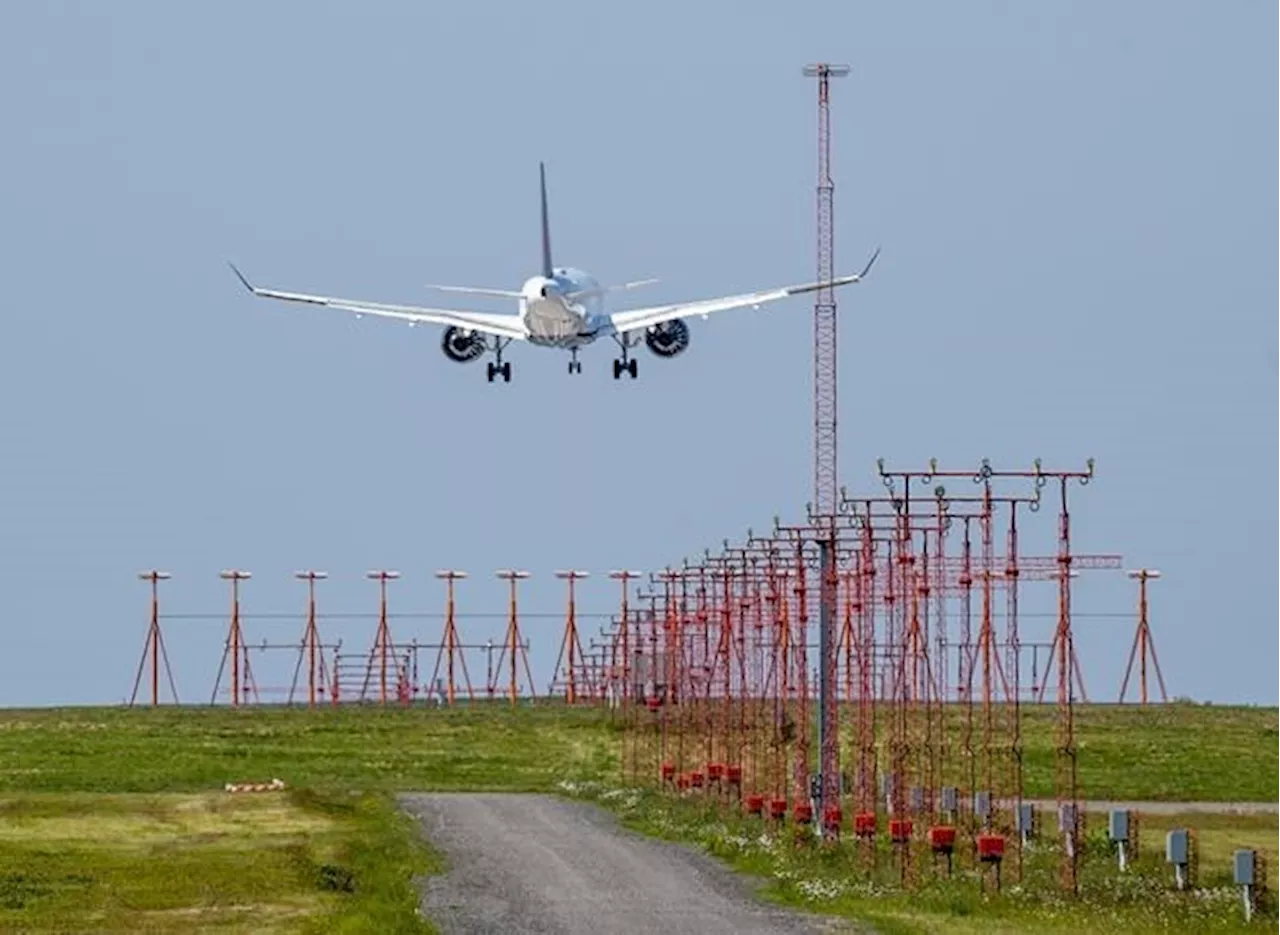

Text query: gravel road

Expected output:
[399,793,851,935]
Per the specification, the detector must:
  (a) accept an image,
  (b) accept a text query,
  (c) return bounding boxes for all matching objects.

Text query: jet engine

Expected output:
[440,326,486,363]
[644,319,690,358]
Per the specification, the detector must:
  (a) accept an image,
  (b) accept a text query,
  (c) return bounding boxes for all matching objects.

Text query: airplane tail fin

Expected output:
[540,161,553,278]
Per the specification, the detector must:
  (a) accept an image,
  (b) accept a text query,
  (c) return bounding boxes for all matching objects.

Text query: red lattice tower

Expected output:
[804,59,849,842]
[803,62,847,519]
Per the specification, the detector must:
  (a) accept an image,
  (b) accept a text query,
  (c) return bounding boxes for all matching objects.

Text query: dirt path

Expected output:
[400,793,852,935]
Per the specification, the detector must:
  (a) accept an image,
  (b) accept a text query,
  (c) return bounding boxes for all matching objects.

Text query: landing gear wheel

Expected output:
[611,333,641,381]
[568,357,582,374]
[486,337,512,383]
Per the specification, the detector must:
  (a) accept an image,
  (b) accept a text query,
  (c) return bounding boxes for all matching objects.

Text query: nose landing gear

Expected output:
[568,349,582,374]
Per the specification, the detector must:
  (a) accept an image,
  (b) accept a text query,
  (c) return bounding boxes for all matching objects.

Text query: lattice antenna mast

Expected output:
[804,61,849,842]
[803,62,848,518]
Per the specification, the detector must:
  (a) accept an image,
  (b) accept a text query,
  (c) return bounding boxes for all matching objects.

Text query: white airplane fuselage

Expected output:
[518,268,611,349]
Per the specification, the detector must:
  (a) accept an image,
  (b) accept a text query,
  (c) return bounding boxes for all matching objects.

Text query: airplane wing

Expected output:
[612,278,661,292]
[608,248,880,336]
[423,283,524,299]
[229,264,528,340]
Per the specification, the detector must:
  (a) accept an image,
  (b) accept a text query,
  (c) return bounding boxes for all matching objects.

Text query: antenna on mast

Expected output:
[803,60,850,842]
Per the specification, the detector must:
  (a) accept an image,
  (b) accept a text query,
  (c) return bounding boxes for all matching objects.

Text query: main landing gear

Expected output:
[611,334,639,380]
[487,337,512,383]
[568,348,582,374]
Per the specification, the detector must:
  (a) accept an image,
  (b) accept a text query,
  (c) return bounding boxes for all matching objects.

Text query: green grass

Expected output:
[0,700,1273,932]
[1011,702,1278,801]
[0,702,1272,801]
[560,781,1279,934]
[0,703,617,933]
[0,703,617,794]
[0,789,437,934]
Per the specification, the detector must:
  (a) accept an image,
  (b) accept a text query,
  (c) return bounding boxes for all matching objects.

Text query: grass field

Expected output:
[0,704,614,935]
[561,782,1278,935]
[0,701,1274,933]
[0,789,435,933]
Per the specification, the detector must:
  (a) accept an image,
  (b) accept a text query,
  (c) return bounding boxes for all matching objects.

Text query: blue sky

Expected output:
[0,1,1274,706]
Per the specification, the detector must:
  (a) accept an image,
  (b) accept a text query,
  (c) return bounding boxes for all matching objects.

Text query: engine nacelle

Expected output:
[644,318,690,358]
[440,326,486,363]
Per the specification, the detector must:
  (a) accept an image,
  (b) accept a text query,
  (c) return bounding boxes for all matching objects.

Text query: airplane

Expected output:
[228,163,879,383]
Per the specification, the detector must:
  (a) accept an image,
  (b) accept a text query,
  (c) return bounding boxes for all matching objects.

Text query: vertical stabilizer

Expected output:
[540,162,553,278]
